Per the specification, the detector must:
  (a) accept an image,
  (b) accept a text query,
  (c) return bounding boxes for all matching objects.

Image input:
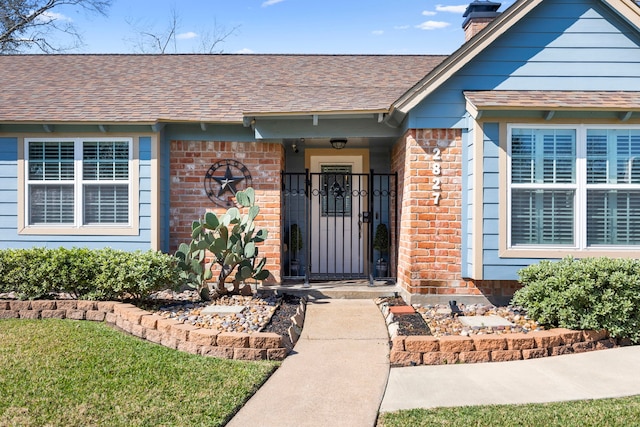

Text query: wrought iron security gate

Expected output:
[282,170,397,281]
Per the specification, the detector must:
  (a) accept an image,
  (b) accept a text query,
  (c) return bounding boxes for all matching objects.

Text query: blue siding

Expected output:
[0,135,153,251]
[406,0,640,280]
[407,0,640,130]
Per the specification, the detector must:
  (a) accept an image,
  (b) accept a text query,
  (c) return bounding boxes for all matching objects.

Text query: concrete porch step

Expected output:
[258,279,401,300]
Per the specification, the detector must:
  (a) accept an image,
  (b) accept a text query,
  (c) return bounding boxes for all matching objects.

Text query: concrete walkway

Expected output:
[381,345,640,412]
[227,299,390,427]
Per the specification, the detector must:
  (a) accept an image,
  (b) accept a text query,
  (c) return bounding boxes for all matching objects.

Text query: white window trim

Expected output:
[18,136,139,236]
[506,123,640,253]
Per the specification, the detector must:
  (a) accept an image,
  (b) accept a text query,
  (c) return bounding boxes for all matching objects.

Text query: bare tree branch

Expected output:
[0,0,112,53]
[198,18,239,54]
[126,7,238,54]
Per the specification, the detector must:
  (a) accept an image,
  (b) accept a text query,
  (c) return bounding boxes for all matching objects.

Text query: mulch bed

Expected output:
[261,294,301,336]
[381,296,432,336]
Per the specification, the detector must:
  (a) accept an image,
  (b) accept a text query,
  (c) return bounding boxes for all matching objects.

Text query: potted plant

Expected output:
[373,223,389,277]
[288,224,303,276]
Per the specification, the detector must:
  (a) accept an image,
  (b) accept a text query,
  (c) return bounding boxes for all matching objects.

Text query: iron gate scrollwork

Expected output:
[282,170,397,282]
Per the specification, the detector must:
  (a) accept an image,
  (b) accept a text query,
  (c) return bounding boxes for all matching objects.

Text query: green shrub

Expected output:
[94,249,183,300]
[513,256,640,343]
[0,247,183,301]
[3,248,54,300]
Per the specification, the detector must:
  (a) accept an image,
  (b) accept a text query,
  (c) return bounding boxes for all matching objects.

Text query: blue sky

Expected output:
[54,0,515,55]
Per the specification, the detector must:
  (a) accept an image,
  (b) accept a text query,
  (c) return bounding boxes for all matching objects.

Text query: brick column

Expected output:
[169,140,283,284]
[392,129,479,297]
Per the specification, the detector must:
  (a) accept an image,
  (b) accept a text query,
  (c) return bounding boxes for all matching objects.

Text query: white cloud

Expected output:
[393,25,410,30]
[34,10,72,23]
[262,0,285,6]
[421,10,437,16]
[415,20,451,30]
[236,48,255,54]
[176,32,198,40]
[372,30,384,35]
[435,4,468,14]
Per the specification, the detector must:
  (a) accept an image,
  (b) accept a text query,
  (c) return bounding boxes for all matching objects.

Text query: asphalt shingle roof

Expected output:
[0,54,447,124]
[464,90,640,111]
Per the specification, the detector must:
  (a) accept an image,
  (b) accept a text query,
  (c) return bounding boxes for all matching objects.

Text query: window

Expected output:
[25,138,132,228]
[509,126,640,249]
[321,165,352,217]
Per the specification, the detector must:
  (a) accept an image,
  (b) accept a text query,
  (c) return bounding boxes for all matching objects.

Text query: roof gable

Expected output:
[387,0,640,126]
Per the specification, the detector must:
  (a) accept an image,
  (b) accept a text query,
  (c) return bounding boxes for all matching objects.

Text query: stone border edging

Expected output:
[377,300,631,366]
[287,296,307,346]
[0,300,289,362]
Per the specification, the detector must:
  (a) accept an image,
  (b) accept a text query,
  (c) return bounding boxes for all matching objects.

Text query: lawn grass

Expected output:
[377,395,640,427]
[0,319,277,427]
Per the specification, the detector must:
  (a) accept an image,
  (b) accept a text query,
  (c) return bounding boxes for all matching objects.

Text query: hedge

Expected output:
[512,256,640,343]
[0,247,184,301]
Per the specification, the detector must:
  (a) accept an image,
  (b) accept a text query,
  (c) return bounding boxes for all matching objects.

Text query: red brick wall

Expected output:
[393,129,481,296]
[169,140,283,284]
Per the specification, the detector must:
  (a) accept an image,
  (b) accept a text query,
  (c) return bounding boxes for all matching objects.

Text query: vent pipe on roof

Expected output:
[462,1,502,41]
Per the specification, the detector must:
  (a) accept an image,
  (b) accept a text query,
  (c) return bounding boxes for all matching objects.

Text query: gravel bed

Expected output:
[146,290,299,335]
[380,296,543,337]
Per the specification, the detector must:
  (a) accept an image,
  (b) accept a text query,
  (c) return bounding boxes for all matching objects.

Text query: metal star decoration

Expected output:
[214,165,245,197]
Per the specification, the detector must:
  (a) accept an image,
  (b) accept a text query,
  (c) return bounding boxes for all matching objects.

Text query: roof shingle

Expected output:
[0,54,446,124]
[464,90,640,111]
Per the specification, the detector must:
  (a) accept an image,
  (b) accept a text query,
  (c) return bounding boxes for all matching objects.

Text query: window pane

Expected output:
[29,185,74,224]
[84,185,129,224]
[587,129,640,184]
[28,141,74,181]
[321,165,352,217]
[511,129,575,184]
[616,131,640,184]
[83,141,129,181]
[511,129,534,183]
[587,190,640,245]
[586,130,608,183]
[512,189,574,245]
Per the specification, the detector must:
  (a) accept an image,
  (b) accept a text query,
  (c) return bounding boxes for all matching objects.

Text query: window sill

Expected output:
[500,247,640,259]
[19,225,139,236]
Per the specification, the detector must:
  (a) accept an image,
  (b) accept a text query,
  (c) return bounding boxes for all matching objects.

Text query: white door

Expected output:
[309,156,366,276]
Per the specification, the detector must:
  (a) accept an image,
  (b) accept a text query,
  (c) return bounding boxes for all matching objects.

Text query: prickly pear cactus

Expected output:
[175,188,269,296]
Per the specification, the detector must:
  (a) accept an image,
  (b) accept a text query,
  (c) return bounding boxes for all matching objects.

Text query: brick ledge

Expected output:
[390,329,629,366]
[0,300,290,362]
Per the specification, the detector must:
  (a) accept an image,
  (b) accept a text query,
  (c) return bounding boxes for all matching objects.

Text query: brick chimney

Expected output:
[462,1,502,41]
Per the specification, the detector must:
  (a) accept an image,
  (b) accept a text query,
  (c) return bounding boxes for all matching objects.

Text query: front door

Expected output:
[309,155,367,278]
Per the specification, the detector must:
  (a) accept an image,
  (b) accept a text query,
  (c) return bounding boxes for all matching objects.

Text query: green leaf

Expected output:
[227,207,240,221]
[240,265,253,280]
[255,229,268,242]
[204,269,213,280]
[233,240,243,255]
[255,257,266,271]
[236,191,250,207]
[245,187,255,205]
[204,212,219,229]
[248,205,260,221]
[191,225,202,239]
[213,238,227,253]
[224,253,238,266]
[244,242,256,258]
[253,269,269,280]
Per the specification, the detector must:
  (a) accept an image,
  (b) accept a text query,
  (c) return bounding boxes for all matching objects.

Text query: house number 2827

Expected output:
[432,147,442,205]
